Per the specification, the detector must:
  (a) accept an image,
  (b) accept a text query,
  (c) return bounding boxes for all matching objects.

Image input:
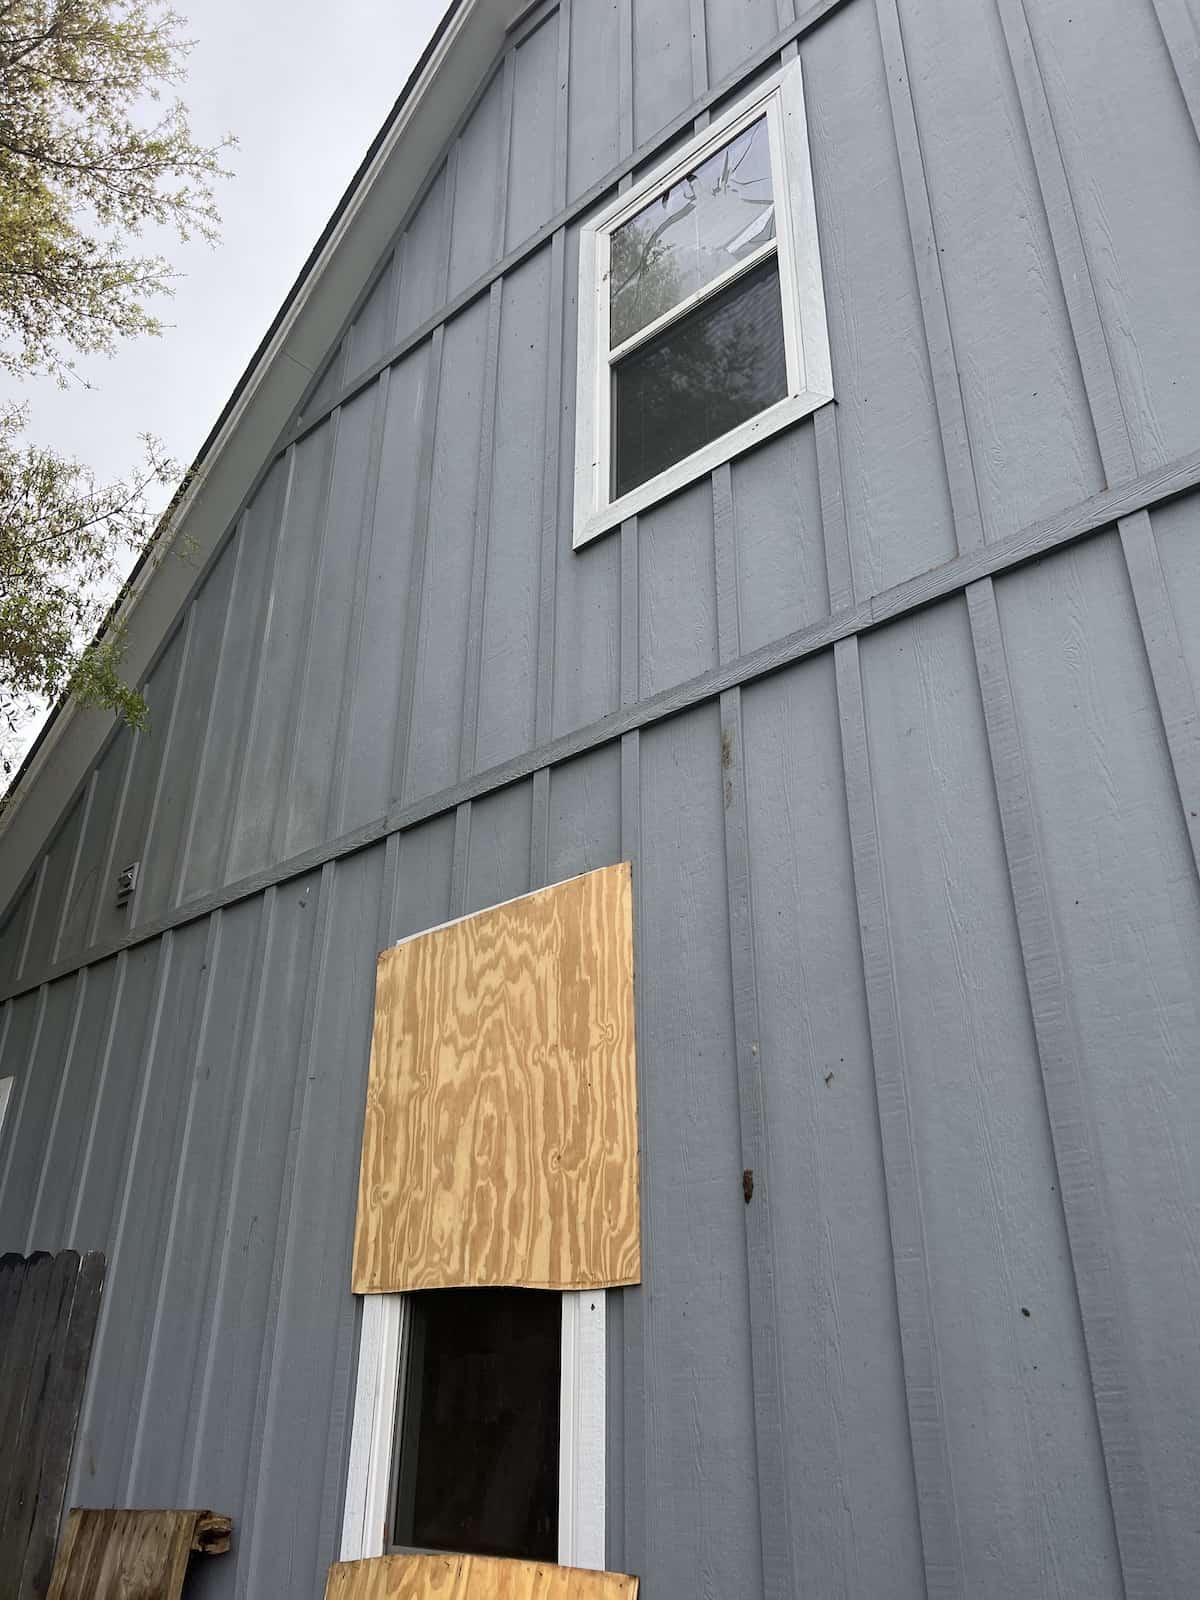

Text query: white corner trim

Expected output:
[341,1293,407,1560]
[558,1288,607,1569]
[341,1287,607,1567]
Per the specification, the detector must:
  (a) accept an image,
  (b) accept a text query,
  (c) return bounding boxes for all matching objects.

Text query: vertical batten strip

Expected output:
[51,770,98,965]
[617,731,646,1581]
[494,49,518,260]
[391,326,448,804]
[130,605,197,926]
[64,949,127,1244]
[173,512,250,909]
[272,377,349,862]
[85,724,138,949]
[458,278,505,781]
[873,0,984,553]
[688,0,709,100]
[450,803,472,918]
[15,856,49,984]
[620,519,640,711]
[964,577,1165,1595]
[237,862,335,1600]
[776,0,797,31]
[814,407,854,612]
[535,229,568,747]
[23,967,88,1253]
[554,0,572,212]
[328,368,394,836]
[219,449,299,886]
[617,0,635,159]
[1148,0,1200,146]
[719,685,793,1600]
[123,910,224,1503]
[835,636,964,1598]
[712,463,739,663]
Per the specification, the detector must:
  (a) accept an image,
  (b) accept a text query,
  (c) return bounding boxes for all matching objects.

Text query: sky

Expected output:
[15,0,449,759]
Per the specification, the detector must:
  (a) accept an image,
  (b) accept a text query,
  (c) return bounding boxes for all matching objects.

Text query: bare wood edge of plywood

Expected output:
[352,861,640,1296]
[325,1551,639,1598]
[376,861,634,957]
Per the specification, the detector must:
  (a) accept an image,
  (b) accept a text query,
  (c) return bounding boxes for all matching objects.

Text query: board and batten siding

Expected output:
[1,0,1199,1596]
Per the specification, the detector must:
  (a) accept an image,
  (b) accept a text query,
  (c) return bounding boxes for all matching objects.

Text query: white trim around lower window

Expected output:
[340,1289,607,1569]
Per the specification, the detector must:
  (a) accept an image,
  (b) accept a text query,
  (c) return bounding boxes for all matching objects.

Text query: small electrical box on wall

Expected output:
[115,862,139,907]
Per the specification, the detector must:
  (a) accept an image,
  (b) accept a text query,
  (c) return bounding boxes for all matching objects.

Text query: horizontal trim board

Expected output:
[5,438,1200,1005]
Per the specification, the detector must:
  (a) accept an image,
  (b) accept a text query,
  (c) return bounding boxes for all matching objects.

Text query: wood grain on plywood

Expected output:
[326,1553,637,1600]
[352,862,639,1293]
[46,1509,230,1599]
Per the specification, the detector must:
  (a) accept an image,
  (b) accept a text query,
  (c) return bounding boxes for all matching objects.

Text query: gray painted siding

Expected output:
[3,1,1200,1596]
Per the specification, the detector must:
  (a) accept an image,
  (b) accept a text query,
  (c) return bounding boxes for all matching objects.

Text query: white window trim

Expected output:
[572,54,832,549]
[340,1288,607,1569]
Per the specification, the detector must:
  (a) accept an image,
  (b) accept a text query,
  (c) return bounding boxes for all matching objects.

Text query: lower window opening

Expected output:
[390,1287,561,1562]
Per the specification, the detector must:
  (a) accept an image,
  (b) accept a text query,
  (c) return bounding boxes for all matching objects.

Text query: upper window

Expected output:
[572,57,831,548]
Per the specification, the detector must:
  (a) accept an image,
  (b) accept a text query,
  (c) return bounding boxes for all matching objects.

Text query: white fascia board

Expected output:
[0,0,513,919]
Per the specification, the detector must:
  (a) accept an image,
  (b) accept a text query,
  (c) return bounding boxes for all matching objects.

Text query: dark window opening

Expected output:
[391,1288,561,1562]
[612,255,788,499]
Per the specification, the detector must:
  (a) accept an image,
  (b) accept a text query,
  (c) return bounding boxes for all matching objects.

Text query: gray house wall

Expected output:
[2,0,1200,1595]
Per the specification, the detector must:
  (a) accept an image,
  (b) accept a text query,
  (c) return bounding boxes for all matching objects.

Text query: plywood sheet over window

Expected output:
[352,863,640,1294]
[326,1553,638,1599]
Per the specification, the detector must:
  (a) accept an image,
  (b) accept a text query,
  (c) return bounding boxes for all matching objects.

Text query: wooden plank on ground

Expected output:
[45,1509,231,1600]
[325,1553,638,1600]
[352,862,640,1293]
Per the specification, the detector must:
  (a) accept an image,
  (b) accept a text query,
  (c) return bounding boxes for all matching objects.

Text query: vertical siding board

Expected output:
[983,540,1200,1592]
[177,875,320,1534]
[446,67,506,300]
[183,472,286,903]
[1017,0,1200,468]
[834,635,964,1598]
[704,0,780,86]
[568,0,622,200]
[546,747,623,887]
[125,895,265,1506]
[730,425,828,651]
[227,420,337,883]
[801,1,955,596]
[338,349,429,833]
[862,600,1122,1596]
[462,783,533,915]
[20,796,86,980]
[506,17,560,250]
[137,546,233,923]
[813,406,853,611]
[535,230,567,748]
[0,882,35,996]
[741,659,924,1597]
[0,987,46,1220]
[2,983,83,1253]
[476,255,553,772]
[631,0,694,145]
[394,166,449,343]
[52,774,97,972]
[873,0,983,554]
[893,0,1103,538]
[20,972,90,1255]
[687,0,708,96]
[401,299,490,803]
[638,482,719,697]
[25,961,121,1255]
[281,386,379,859]
[634,704,760,1598]
[327,370,394,838]
[344,253,399,386]
[239,852,383,1600]
[1149,0,1200,141]
[128,598,195,924]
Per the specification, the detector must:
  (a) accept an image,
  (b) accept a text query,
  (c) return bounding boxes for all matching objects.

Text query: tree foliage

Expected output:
[0,0,231,776]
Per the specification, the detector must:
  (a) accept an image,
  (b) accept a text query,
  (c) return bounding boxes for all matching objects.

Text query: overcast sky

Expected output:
[15,0,449,763]
[29,0,449,474]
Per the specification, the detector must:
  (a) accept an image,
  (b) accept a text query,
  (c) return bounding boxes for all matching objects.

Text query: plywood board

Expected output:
[352,863,640,1293]
[46,1509,231,1599]
[325,1553,638,1600]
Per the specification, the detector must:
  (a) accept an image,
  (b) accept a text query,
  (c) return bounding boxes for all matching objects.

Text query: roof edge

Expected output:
[0,0,514,921]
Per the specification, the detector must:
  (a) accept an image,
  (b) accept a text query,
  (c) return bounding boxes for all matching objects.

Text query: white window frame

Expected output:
[341,1289,607,1568]
[572,55,832,550]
